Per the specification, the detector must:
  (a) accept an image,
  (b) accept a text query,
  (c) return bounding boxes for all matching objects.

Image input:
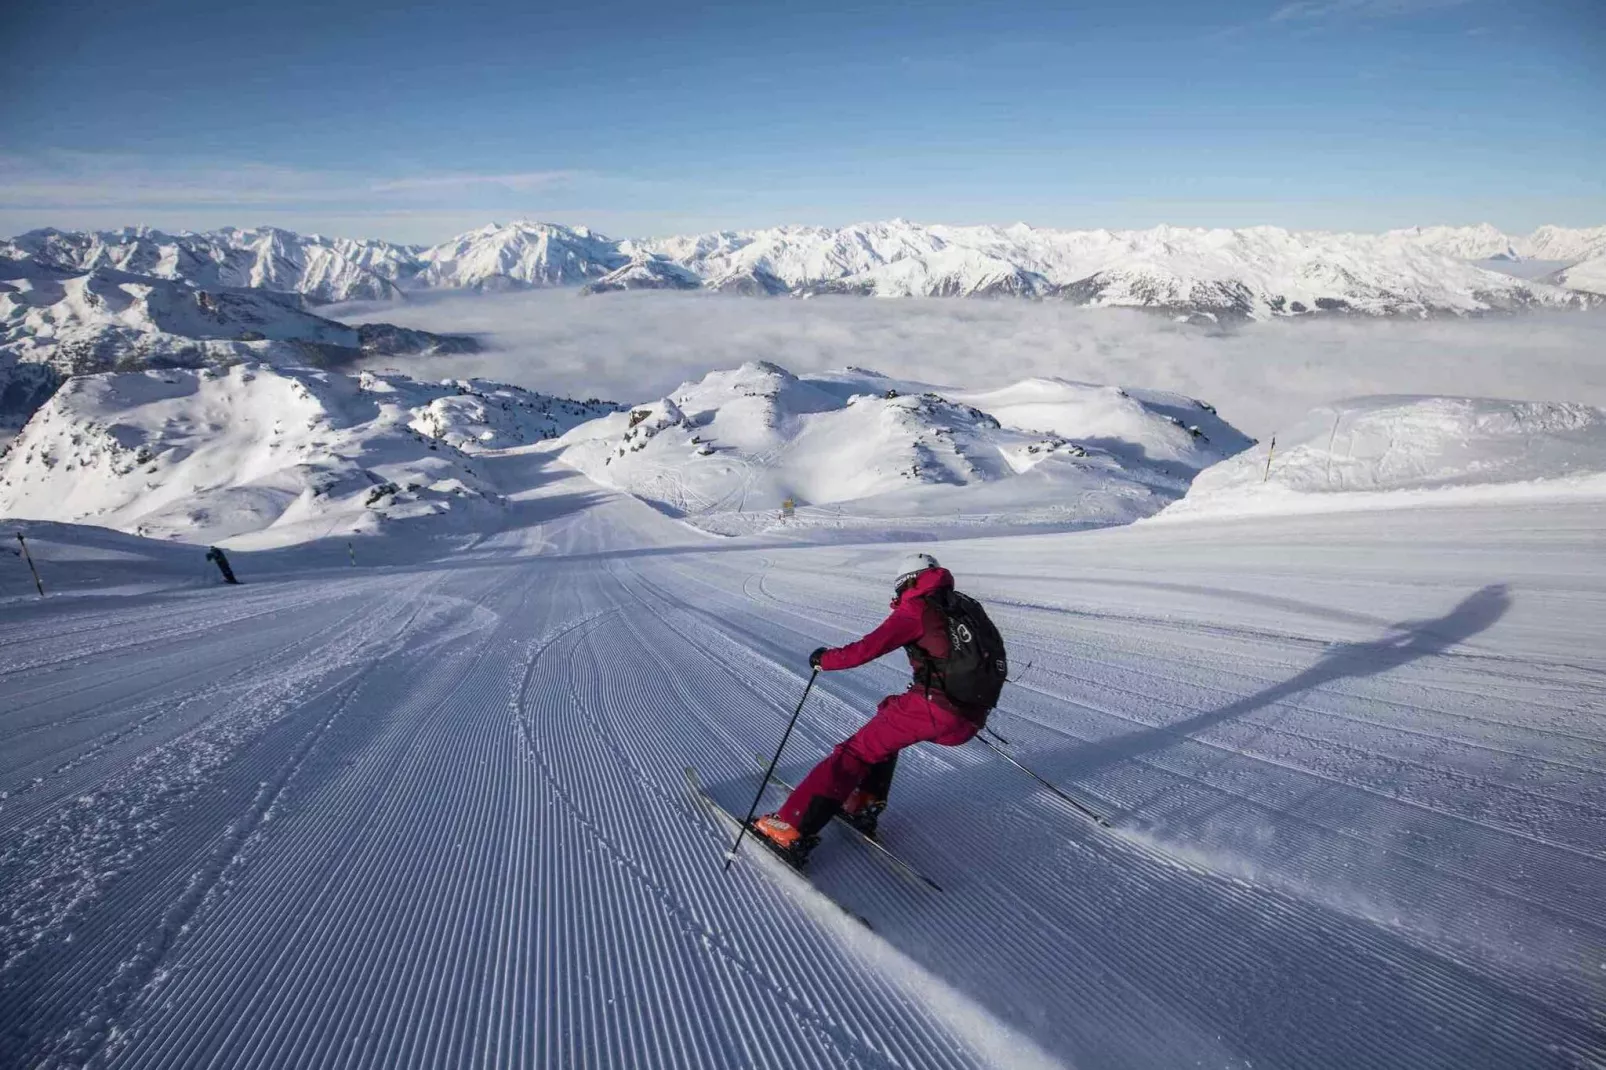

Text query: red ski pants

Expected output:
[779,688,980,836]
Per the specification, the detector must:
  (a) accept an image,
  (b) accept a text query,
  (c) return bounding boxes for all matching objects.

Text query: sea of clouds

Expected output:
[332,291,1606,439]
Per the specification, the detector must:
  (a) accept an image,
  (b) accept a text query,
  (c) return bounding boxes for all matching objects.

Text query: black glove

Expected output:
[809,647,828,670]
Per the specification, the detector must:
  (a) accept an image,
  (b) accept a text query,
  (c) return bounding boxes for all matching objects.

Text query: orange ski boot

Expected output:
[841,790,886,838]
[749,813,817,868]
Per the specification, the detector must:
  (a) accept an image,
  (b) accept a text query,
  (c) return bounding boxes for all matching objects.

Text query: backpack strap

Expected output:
[903,590,949,693]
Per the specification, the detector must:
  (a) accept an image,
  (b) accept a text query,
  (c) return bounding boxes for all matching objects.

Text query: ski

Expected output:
[752,755,943,893]
[684,766,874,929]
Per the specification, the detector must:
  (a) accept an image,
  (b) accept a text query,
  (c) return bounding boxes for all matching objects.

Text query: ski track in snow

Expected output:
[1,462,1604,1069]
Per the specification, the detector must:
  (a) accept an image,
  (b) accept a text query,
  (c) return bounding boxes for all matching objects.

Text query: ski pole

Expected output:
[725,668,818,872]
[975,730,1111,827]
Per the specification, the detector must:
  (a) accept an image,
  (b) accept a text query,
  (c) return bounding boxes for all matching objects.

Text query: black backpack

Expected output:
[910,589,1009,712]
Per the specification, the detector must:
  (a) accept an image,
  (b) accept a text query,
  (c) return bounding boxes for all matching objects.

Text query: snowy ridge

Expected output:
[0,365,617,546]
[1164,395,1606,519]
[8,220,1605,315]
[558,361,1249,536]
[1386,223,1606,263]
[2,225,419,304]
[579,254,703,295]
[416,221,629,291]
[0,257,476,432]
[643,220,1599,315]
[1548,254,1606,296]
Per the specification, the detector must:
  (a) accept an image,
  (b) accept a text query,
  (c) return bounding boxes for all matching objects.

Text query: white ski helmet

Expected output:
[894,551,940,590]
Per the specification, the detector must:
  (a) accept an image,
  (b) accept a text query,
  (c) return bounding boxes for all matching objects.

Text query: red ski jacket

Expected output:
[818,567,981,717]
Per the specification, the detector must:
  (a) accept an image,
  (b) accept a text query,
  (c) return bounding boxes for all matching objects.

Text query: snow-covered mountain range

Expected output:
[0,359,1247,545]
[8,220,1604,315]
[9,352,1606,554]
[3,226,420,303]
[0,256,475,434]
[0,364,617,546]
[1383,223,1606,264]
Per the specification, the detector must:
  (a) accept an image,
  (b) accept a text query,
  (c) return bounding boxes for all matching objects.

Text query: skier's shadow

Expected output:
[870,582,1594,1068]
[1046,583,1511,790]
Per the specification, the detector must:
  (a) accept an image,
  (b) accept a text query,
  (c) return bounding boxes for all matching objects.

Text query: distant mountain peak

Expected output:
[5,219,1604,312]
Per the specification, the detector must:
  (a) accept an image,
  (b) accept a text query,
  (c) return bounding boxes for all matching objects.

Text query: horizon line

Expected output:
[8,216,1604,249]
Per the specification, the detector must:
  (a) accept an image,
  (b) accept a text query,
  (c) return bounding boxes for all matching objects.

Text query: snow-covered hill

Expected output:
[1164,395,1606,519]
[0,364,617,546]
[0,258,476,434]
[9,220,1604,317]
[1548,254,1606,296]
[558,361,1249,536]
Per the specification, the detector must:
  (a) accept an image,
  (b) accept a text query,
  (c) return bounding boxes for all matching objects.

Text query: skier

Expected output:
[750,552,1004,863]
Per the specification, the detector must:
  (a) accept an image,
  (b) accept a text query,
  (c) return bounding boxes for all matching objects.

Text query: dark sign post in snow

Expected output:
[15,533,45,597]
[205,546,240,585]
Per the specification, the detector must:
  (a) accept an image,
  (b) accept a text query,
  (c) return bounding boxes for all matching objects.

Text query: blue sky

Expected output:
[1,0,1601,242]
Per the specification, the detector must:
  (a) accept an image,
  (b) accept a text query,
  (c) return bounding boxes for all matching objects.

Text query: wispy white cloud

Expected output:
[0,152,345,207]
[369,171,583,194]
[1269,0,1473,22]
[0,151,597,212]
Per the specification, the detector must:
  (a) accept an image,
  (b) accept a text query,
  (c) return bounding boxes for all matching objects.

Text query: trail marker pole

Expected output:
[1324,412,1342,486]
[1261,435,1277,483]
[16,533,44,597]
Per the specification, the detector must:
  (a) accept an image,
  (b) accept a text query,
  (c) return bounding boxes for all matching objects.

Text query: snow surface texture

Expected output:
[0,450,1602,1068]
[1168,395,1606,519]
[559,361,1249,537]
[0,257,476,434]
[0,364,616,546]
[9,219,1604,316]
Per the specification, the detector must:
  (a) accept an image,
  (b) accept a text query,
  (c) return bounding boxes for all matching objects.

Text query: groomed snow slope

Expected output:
[558,362,1249,536]
[1,454,1602,1069]
[0,365,616,546]
[1167,395,1606,519]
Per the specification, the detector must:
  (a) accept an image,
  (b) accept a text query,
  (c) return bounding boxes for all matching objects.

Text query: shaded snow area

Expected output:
[0,364,616,548]
[1166,395,1606,519]
[1,451,1602,1068]
[558,361,1249,537]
